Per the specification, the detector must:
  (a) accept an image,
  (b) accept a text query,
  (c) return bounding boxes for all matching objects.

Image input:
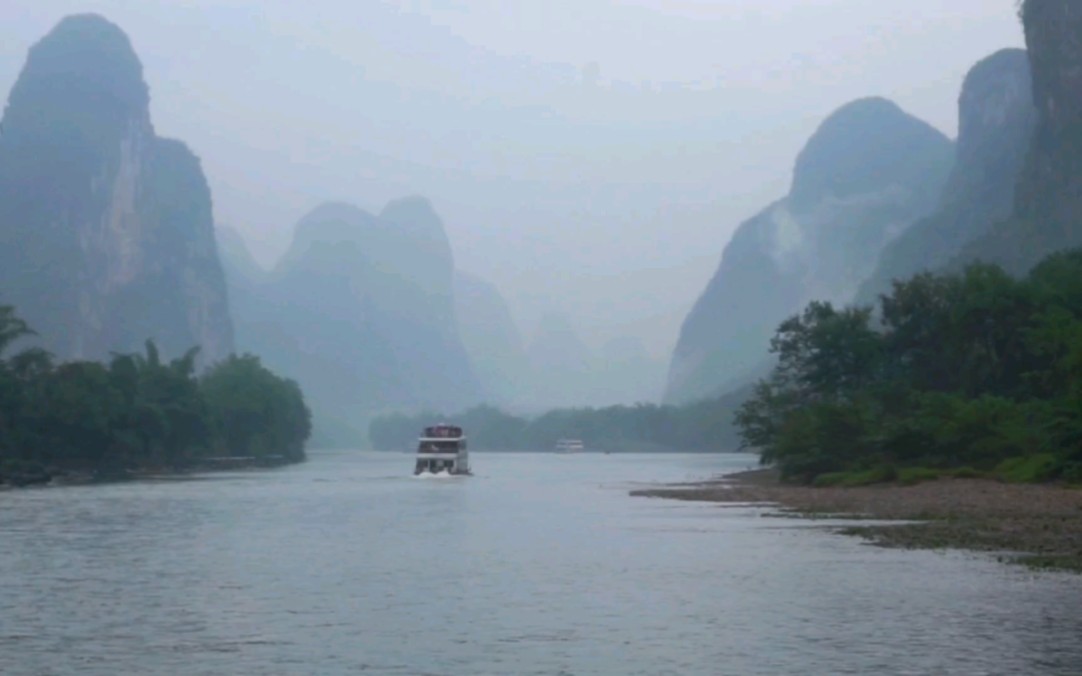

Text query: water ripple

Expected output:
[2,451,1082,675]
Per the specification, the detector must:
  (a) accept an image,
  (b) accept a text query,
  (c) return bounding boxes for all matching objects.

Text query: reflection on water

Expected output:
[2,451,1082,675]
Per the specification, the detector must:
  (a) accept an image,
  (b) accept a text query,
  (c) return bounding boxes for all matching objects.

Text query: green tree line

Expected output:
[369,390,747,453]
[736,249,1082,485]
[0,304,311,484]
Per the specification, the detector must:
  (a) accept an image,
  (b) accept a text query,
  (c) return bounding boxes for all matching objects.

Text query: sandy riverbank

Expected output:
[632,469,1082,571]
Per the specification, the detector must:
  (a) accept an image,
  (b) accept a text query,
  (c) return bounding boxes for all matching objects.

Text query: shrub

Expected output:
[812,465,896,487]
[813,472,849,487]
[946,466,983,479]
[995,454,1059,483]
[897,467,942,485]
[1059,463,1082,485]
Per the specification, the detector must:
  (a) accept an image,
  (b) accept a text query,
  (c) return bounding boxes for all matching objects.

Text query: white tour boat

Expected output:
[414,424,470,475]
[554,438,585,453]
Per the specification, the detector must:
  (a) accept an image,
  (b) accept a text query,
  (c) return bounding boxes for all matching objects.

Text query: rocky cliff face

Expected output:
[1016,0,1082,224]
[666,98,953,404]
[0,14,233,361]
[227,199,482,444]
[956,1,1082,274]
[858,49,1036,301]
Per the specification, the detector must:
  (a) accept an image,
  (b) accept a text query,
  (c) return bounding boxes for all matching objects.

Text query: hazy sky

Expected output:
[1,1,1024,361]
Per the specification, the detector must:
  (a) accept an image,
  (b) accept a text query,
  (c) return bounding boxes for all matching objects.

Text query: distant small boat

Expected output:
[554,438,585,453]
[414,423,470,475]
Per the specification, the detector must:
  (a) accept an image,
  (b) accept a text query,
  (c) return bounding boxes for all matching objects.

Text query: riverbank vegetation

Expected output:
[736,249,1082,485]
[369,388,747,452]
[0,305,311,485]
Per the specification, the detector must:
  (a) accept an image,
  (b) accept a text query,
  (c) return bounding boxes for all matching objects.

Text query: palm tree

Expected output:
[0,304,33,361]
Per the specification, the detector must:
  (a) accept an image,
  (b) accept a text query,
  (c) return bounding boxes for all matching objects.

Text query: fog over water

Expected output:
[0,1,1023,361]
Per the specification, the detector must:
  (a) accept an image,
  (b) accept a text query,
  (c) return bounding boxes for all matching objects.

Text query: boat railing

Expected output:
[423,426,463,438]
[417,441,467,453]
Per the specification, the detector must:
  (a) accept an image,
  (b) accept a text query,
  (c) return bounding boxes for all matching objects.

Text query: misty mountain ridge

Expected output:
[857,48,1036,302]
[857,1,1082,285]
[674,0,1082,413]
[454,270,530,408]
[222,201,670,420]
[7,8,1074,451]
[0,13,233,362]
[224,197,485,444]
[515,312,665,411]
[665,96,953,404]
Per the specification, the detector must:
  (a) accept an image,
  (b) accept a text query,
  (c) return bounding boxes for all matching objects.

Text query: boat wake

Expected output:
[413,470,457,480]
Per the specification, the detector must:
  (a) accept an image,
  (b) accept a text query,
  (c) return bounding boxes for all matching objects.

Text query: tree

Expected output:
[736,254,1082,483]
[201,354,311,461]
[0,304,33,359]
[0,302,312,480]
[769,301,884,402]
[36,362,123,467]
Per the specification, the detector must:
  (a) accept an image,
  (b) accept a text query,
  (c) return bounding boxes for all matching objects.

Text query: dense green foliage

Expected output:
[0,305,310,482]
[737,250,1082,484]
[201,354,311,461]
[369,387,747,453]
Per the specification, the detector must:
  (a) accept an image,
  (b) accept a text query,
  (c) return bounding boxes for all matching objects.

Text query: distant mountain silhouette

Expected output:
[666,97,953,403]
[454,271,529,407]
[223,198,482,445]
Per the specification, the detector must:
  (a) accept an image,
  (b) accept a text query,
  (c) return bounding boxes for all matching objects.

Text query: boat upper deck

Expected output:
[422,424,463,439]
[417,424,467,454]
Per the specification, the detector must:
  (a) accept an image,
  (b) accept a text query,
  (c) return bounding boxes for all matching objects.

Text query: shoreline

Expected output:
[0,455,302,490]
[632,469,1082,572]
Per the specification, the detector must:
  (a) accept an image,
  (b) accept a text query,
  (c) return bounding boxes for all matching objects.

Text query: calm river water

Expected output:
[2,451,1082,675]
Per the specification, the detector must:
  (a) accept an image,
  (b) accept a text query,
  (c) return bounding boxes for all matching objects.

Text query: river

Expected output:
[2,451,1082,675]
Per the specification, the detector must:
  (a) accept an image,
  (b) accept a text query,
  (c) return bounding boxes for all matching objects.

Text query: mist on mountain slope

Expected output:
[0,1,1023,410]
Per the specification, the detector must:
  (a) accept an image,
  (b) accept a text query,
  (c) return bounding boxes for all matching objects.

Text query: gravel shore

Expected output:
[632,469,1082,571]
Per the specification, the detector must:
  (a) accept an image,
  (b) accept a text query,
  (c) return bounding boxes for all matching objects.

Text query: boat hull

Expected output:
[414,457,470,476]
